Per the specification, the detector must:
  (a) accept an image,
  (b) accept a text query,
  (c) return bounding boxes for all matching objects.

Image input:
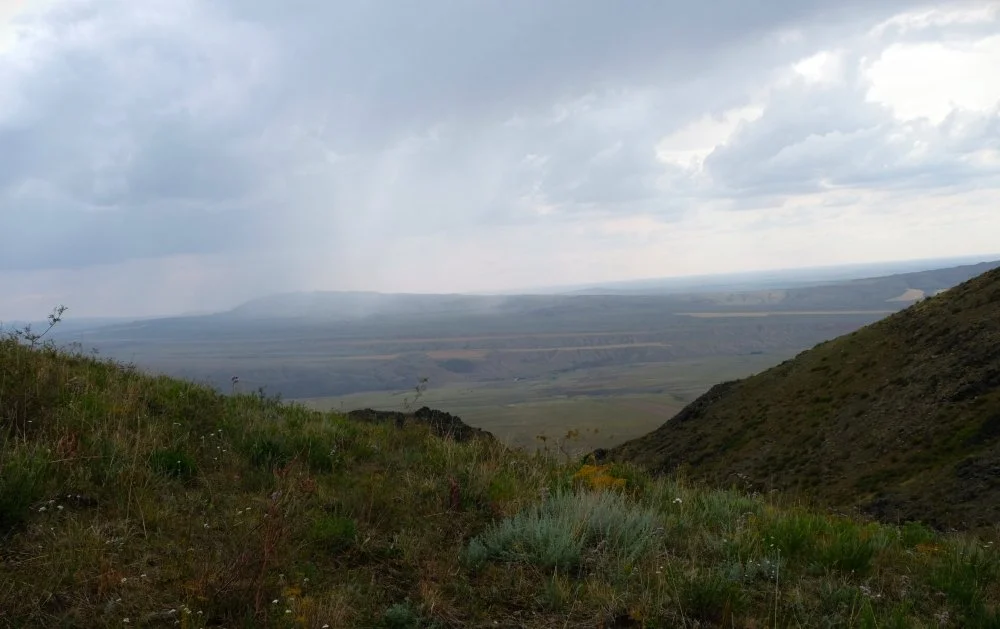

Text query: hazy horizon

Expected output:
[4,252,998,323]
[3,1,999,319]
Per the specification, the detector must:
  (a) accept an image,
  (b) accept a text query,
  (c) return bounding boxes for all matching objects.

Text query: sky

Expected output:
[1,0,999,319]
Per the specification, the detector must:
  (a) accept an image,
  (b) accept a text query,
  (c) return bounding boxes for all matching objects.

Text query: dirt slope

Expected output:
[604,267,1000,531]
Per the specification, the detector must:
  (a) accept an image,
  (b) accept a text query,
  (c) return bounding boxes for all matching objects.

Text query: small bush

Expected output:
[573,464,626,492]
[464,489,659,571]
[0,449,51,532]
[900,521,937,548]
[679,569,748,624]
[723,555,782,584]
[86,438,126,487]
[540,572,575,611]
[486,469,521,503]
[691,490,761,530]
[763,512,825,560]
[381,601,423,629]
[148,448,198,482]
[818,525,877,575]
[244,435,292,469]
[928,540,1000,626]
[291,434,339,474]
[310,514,357,553]
[605,462,652,496]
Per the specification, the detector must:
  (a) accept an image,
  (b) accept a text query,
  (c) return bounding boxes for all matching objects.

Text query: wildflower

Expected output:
[673,497,682,504]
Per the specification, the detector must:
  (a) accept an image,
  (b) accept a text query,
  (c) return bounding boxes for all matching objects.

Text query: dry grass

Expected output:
[3,336,1000,627]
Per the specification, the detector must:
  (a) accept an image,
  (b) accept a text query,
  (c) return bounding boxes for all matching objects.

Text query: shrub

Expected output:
[573,464,626,492]
[678,568,748,624]
[486,469,521,503]
[0,449,51,532]
[464,489,659,571]
[148,448,198,482]
[763,511,825,560]
[818,525,877,575]
[691,489,761,531]
[309,514,357,553]
[381,601,423,629]
[291,434,339,474]
[928,540,1000,626]
[244,434,292,469]
[900,521,937,548]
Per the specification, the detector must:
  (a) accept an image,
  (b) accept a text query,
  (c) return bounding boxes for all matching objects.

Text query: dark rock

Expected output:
[346,406,495,443]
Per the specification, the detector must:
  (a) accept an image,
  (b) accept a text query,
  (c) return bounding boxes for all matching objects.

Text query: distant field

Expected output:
[676,310,896,318]
[321,342,676,362]
[297,354,788,452]
[887,288,926,302]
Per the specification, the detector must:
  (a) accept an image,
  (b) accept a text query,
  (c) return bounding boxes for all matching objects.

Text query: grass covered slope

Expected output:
[4,337,1000,627]
[607,266,1000,532]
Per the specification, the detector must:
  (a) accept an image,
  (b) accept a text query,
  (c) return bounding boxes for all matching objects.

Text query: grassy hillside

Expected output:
[4,336,1000,627]
[606,267,1000,533]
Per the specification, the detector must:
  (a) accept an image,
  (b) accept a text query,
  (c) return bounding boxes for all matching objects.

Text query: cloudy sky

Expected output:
[1,0,999,319]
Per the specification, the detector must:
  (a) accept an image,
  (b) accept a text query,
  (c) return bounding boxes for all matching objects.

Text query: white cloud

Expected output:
[793,50,848,85]
[871,2,1000,37]
[865,36,1000,123]
[655,105,765,171]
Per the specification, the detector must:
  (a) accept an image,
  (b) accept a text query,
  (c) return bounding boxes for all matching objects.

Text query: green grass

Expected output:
[610,266,1000,532]
[3,337,1000,627]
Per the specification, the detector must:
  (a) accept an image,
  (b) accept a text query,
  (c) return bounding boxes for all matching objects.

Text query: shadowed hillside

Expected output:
[606,267,1000,532]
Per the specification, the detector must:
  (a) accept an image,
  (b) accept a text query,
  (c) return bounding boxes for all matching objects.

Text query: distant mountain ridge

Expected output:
[222,259,1000,322]
[603,265,1000,531]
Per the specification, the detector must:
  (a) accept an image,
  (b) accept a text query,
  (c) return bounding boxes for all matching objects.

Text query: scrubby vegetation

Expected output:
[608,266,1000,531]
[3,330,1000,627]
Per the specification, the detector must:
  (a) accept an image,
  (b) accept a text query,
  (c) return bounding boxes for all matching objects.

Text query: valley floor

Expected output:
[297,355,788,452]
